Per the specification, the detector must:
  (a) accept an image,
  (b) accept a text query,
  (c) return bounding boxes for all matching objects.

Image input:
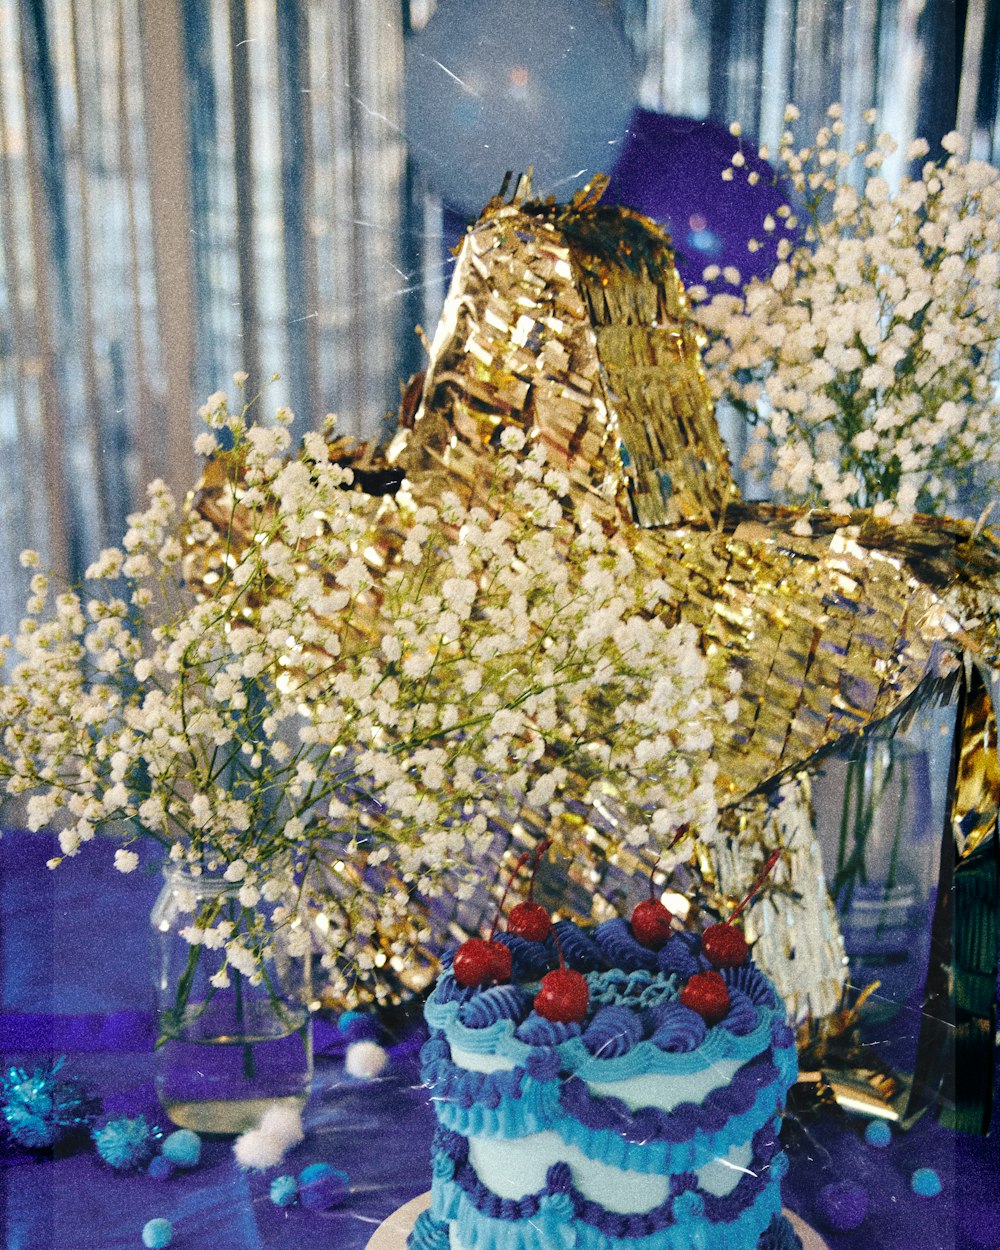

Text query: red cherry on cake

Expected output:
[630,853,675,950]
[534,968,590,1023]
[488,940,512,982]
[508,900,552,942]
[701,923,749,968]
[453,938,511,987]
[700,848,782,971]
[680,970,730,1024]
[454,841,555,987]
[504,838,552,942]
[630,896,674,950]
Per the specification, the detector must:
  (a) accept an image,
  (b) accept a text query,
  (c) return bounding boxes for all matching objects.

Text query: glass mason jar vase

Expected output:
[813,736,935,1023]
[150,865,313,1135]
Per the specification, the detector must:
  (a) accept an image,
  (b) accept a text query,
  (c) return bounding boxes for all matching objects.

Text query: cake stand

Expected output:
[364,1192,829,1250]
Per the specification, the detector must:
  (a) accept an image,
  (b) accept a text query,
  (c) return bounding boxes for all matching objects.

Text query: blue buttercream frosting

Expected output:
[586,967,679,1013]
[408,1209,450,1250]
[434,970,475,1006]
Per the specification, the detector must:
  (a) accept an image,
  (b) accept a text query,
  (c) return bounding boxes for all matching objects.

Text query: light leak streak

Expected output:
[713,1156,758,1178]
[412,50,482,97]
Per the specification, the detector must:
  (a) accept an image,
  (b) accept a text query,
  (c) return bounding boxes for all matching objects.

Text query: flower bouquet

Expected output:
[697,105,1000,520]
[0,386,732,1127]
[695,106,1000,1027]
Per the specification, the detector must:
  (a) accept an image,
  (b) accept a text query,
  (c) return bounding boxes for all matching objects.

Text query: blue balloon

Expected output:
[405,0,637,214]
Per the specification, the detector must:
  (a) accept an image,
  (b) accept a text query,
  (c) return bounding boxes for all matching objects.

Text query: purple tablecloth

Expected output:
[2,831,998,1249]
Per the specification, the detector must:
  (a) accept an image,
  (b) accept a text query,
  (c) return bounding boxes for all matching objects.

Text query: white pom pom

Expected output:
[233,1129,287,1171]
[345,1040,389,1080]
[232,1102,306,1169]
[258,1104,304,1149]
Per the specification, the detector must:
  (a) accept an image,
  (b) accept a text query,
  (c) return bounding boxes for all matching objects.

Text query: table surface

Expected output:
[2,831,998,1250]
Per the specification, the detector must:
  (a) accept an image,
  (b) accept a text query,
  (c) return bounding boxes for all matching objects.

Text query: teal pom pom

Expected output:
[864,1119,892,1148]
[92,1114,160,1171]
[270,1174,298,1207]
[299,1162,349,1209]
[142,1217,173,1248]
[161,1128,201,1168]
[1,1059,101,1148]
[912,1167,942,1197]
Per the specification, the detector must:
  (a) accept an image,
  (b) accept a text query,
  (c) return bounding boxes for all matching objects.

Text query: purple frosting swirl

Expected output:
[657,932,704,979]
[458,984,533,1029]
[515,1015,582,1046]
[434,971,475,1006]
[546,1162,573,1193]
[495,931,556,980]
[722,962,778,1009]
[582,1005,644,1058]
[719,987,758,1037]
[648,1000,708,1052]
[771,1019,796,1050]
[432,1125,468,1162]
[593,918,660,971]
[552,920,611,972]
[525,1047,562,1081]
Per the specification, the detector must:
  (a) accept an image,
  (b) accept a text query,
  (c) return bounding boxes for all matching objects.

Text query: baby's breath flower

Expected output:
[194,432,218,457]
[697,107,1000,516]
[114,848,139,873]
[0,391,735,993]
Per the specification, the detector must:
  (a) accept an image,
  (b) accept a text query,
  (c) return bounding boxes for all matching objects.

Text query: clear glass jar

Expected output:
[814,737,934,1022]
[150,865,313,1135]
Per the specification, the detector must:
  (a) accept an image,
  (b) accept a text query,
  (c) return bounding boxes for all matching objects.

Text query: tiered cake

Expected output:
[408,916,801,1250]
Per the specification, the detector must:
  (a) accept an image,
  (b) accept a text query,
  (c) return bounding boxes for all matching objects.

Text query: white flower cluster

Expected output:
[696,104,1000,519]
[0,397,731,985]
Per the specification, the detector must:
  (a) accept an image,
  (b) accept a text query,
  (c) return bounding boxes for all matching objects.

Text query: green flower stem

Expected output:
[232,965,255,1082]
[155,895,225,1049]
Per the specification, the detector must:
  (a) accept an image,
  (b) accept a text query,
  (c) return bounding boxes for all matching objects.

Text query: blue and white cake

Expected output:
[408,919,801,1250]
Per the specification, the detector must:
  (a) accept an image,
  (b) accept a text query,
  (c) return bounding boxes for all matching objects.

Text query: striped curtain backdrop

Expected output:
[0,0,997,639]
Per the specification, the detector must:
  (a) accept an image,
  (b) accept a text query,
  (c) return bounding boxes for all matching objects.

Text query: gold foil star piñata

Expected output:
[188,179,999,1125]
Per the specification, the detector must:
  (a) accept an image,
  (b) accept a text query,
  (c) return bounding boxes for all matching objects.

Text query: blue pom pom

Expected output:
[142,1218,173,1249]
[161,1128,201,1168]
[817,1180,868,1231]
[147,1155,175,1181]
[1,1060,101,1148]
[337,1011,381,1043]
[270,1174,298,1207]
[92,1114,160,1171]
[298,1162,350,1210]
[864,1119,892,1148]
[911,1167,942,1197]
